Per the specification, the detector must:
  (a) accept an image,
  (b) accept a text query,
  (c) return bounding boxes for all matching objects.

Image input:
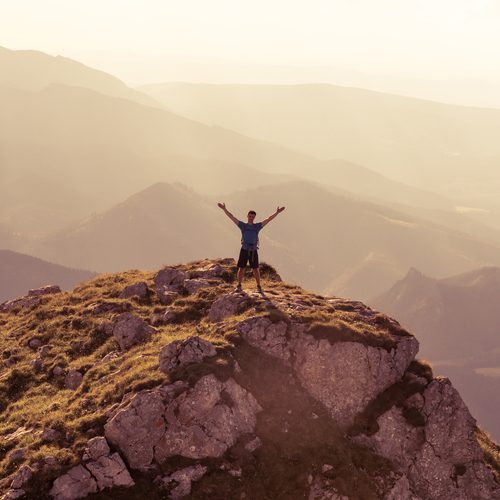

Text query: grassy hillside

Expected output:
[0,259,412,498]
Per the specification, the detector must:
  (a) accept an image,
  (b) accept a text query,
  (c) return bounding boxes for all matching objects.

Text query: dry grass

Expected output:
[477,427,500,480]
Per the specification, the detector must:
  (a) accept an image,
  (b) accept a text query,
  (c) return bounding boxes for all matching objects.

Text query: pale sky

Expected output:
[2,0,500,105]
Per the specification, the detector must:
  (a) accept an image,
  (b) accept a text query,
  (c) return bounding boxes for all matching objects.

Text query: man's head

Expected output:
[247,210,256,223]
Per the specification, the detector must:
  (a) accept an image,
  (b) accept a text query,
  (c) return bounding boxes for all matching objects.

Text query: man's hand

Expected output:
[218,202,239,225]
[262,206,285,227]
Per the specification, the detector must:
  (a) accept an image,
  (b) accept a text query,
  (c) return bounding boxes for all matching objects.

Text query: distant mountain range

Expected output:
[138,82,500,191]
[0,249,96,302]
[373,266,500,440]
[29,181,500,301]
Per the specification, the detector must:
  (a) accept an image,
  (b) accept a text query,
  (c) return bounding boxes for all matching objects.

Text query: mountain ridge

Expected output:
[0,258,498,499]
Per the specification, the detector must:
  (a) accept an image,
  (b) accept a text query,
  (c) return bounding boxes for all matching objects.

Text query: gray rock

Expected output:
[236,314,418,429]
[10,465,32,489]
[87,302,124,315]
[64,370,83,390]
[157,289,178,306]
[356,378,500,500]
[105,375,261,470]
[112,313,156,350]
[236,316,291,362]
[28,285,61,297]
[105,391,166,469]
[151,309,177,326]
[42,427,62,442]
[119,282,149,299]
[52,365,65,377]
[1,285,60,312]
[154,268,186,303]
[155,375,261,461]
[7,448,27,466]
[208,293,250,322]
[84,437,110,460]
[85,453,134,490]
[159,336,217,374]
[183,278,214,294]
[28,338,42,350]
[293,333,418,428]
[188,263,225,279]
[49,465,97,500]
[156,464,207,499]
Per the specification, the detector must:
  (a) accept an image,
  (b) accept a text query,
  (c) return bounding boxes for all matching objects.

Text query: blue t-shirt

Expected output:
[238,221,263,250]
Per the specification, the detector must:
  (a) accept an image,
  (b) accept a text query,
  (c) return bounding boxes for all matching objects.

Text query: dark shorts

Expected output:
[237,248,259,269]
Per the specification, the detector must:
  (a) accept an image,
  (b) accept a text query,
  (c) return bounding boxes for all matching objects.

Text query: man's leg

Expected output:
[237,267,245,285]
[252,267,261,287]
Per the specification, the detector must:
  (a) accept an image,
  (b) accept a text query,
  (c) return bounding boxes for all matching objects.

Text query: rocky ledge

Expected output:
[0,258,499,499]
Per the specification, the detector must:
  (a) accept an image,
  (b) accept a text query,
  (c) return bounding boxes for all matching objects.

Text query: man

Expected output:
[218,203,285,292]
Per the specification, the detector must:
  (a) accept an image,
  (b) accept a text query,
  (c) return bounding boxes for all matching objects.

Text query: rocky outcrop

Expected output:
[119,281,149,299]
[0,285,61,312]
[105,374,261,469]
[354,378,500,499]
[293,333,418,428]
[235,315,418,428]
[112,313,156,350]
[159,336,217,374]
[49,437,133,500]
[2,259,499,500]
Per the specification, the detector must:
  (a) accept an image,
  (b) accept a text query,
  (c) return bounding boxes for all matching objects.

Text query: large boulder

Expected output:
[354,378,500,499]
[154,268,186,304]
[105,375,261,470]
[293,334,418,428]
[112,313,156,350]
[104,390,166,470]
[50,465,98,500]
[235,315,418,428]
[159,336,217,375]
[85,453,134,491]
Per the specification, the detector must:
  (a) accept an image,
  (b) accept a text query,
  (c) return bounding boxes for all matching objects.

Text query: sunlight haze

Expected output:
[2,0,500,106]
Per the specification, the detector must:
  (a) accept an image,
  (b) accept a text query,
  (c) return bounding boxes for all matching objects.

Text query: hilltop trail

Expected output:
[0,258,499,499]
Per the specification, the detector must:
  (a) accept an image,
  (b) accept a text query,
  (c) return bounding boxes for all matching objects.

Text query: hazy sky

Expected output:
[2,0,500,104]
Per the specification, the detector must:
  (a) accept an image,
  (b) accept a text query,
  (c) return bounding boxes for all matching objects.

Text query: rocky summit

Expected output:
[0,258,499,500]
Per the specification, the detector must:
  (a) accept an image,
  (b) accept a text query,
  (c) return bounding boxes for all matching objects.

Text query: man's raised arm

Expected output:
[218,202,239,226]
[261,206,285,227]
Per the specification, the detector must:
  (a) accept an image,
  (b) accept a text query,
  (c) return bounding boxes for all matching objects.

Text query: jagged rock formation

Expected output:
[0,258,499,499]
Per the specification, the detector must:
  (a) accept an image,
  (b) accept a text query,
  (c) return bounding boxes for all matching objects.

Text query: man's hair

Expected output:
[248,210,256,216]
